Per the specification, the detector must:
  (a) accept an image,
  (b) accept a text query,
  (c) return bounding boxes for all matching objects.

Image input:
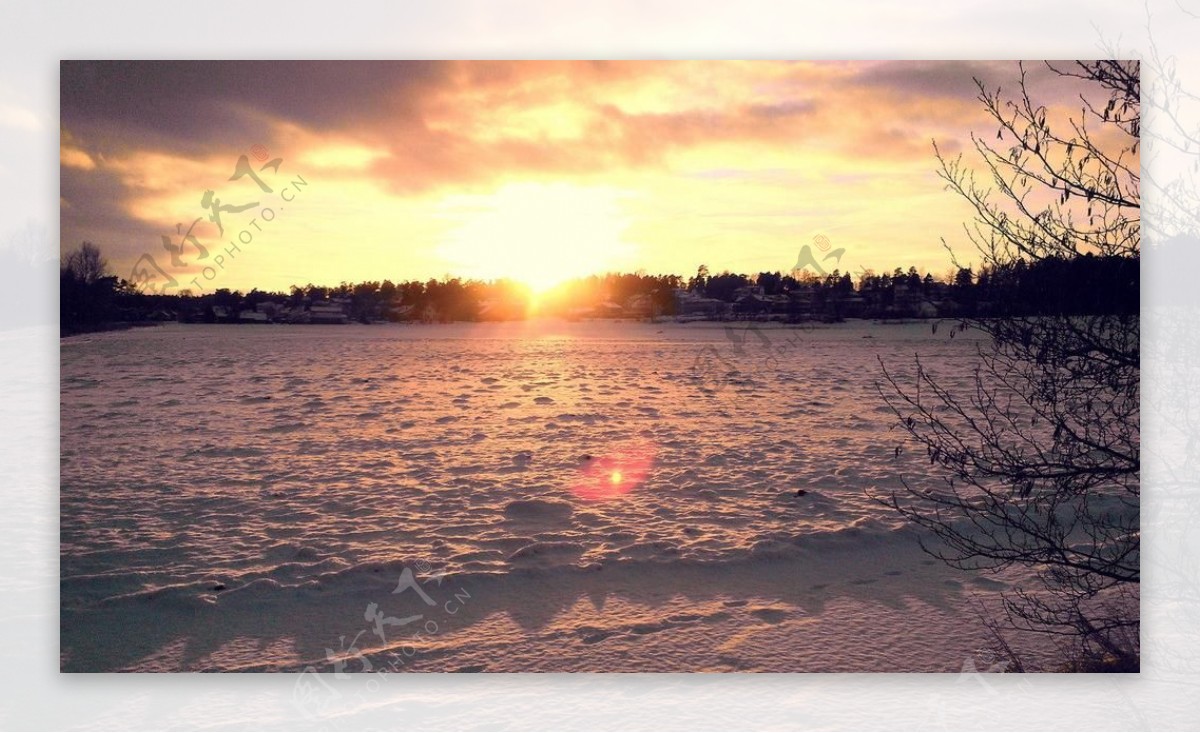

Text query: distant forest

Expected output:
[59,241,1138,334]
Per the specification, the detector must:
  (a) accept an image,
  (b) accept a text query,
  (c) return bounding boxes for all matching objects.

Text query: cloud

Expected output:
[60,146,95,170]
[60,61,448,152]
[58,60,1126,290]
[851,60,1013,100]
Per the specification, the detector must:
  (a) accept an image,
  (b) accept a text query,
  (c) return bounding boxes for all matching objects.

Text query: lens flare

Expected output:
[570,442,656,501]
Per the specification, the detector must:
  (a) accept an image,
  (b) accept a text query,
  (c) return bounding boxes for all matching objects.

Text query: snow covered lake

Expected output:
[60,320,1049,673]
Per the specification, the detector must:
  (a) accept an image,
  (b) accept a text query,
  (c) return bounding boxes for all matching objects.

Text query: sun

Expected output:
[436,182,636,293]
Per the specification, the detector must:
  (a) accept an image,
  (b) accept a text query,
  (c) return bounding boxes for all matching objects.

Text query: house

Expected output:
[673,289,728,319]
[734,293,770,317]
[762,294,792,318]
[237,309,269,323]
[624,294,656,318]
[592,301,625,318]
[255,301,284,320]
[892,282,922,317]
[732,284,766,301]
[841,293,868,318]
[391,303,418,321]
[309,300,348,324]
[786,286,816,319]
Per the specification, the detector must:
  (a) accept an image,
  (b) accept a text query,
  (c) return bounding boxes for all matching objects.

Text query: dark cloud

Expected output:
[851,60,1018,99]
[60,162,154,262]
[746,100,819,119]
[60,60,448,156]
[851,59,1122,116]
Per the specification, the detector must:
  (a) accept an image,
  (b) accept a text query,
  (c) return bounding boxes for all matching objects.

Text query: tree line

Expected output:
[60,241,1135,333]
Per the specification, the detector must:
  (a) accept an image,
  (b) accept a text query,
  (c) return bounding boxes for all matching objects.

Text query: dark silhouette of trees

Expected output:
[59,244,1137,330]
[877,61,1140,670]
[62,241,107,285]
[60,241,121,333]
[703,272,751,302]
[756,271,784,295]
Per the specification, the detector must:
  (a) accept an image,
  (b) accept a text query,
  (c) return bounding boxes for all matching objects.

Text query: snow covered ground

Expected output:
[60,319,1053,673]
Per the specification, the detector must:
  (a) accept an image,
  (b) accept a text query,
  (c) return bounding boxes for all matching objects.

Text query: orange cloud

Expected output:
[59,60,1133,292]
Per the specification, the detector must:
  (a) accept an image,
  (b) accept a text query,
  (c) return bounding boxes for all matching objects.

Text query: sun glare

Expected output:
[570,442,657,502]
[436,183,637,293]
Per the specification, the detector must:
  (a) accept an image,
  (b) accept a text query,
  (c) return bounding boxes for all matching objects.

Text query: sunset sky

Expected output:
[60,60,1099,294]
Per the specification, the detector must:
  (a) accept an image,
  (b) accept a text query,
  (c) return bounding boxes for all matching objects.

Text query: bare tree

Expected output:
[876,61,1140,670]
[61,241,108,284]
